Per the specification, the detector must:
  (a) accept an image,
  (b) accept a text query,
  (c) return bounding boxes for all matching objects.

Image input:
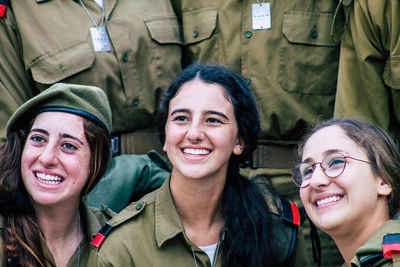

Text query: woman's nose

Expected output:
[38,144,59,167]
[309,163,330,188]
[186,122,204,142]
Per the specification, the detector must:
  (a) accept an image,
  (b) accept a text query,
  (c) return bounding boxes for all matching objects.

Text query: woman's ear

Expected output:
[377,177,392,197]
[232,137,245,156]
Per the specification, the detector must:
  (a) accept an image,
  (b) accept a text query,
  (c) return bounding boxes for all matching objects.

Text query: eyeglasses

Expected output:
[292,153,371,188]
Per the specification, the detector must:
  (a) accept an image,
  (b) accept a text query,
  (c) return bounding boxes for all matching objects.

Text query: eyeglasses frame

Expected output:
[293,153,371,188]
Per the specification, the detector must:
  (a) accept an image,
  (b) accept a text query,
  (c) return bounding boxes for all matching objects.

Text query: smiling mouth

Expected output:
[182,148,210,157]
[316,195,343,207]
[35,172,63,185]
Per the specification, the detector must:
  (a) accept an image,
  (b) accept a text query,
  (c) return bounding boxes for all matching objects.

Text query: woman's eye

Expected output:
[327,158,345,168]
[207,117,222,123]
[31,135,44,143]
[173,115,188,122]
[62,143,77,151]
[302,166,313,179]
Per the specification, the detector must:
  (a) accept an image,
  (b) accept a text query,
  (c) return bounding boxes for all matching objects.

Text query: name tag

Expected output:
[252,3,271,30]
[90,27,111,52]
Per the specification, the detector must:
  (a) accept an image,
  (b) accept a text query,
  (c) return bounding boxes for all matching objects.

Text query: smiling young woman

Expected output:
[91,64,309,267]
[0,83,111,267]
[293,119,400,266]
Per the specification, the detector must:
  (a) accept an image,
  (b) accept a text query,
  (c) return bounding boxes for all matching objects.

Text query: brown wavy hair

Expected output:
[0,118,110,266]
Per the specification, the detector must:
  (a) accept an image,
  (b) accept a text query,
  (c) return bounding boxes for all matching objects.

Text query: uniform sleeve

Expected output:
[0,9,35,143]
[85,151,169,213]
[334,0,392,134]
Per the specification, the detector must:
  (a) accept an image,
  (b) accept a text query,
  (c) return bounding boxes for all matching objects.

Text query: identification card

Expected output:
[252,3,271,30]
[90,27,111,52]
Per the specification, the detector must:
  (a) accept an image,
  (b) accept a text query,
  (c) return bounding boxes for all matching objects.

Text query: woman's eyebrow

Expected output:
[170,109,190,116]
[204,110,229,120]
[61,133,84,145]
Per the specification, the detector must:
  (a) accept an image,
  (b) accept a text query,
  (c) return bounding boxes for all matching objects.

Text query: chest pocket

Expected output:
[383,56,400,89]
[145,16,183,45]
[182,7,217,45]
[279,10,340,95]
[28,40,94,84]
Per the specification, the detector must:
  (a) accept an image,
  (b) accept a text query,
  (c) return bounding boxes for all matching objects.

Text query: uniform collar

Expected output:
[82,203,103,239]
[351,220,400,266]
[154,176,186,247]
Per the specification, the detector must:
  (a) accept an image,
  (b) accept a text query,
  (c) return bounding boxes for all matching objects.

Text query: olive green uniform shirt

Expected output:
[0,204,112,266]
[0,0,182,143]
[172,0,341,143]
[91,177,309,266]
[347,220,400,267]
[334,0,400,146]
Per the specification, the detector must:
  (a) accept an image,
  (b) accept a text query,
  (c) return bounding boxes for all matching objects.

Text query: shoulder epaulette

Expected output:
[0,0,9,18]
[280,197,300,226]
[91,201,146,250]
[91,223,113,249]
[383,233,400,259]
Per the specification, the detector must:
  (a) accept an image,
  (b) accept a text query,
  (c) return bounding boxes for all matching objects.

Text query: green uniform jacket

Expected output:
[0,204,113,266]
[90,177,309,266]
[86,150,170,213]
[334,0,400,146]
[0,0,182,142]
[347,220,400,267]
[172,0,342,143]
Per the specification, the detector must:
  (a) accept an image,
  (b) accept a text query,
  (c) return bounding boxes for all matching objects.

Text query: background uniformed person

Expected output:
[334,0,400,150]
[0,0,182,155]
[171,0,344,265]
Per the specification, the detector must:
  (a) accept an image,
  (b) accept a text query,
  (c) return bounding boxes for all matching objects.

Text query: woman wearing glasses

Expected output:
[292,118,400,266]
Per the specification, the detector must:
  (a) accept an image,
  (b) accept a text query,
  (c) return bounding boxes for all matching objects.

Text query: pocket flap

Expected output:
[383,56,400,89]
[145,16,183,45]
[182,7,217,45]
[283,10,339,47]
[29,41,94,84]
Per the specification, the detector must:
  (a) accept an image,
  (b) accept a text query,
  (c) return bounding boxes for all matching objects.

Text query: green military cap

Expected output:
[6,83,112,136]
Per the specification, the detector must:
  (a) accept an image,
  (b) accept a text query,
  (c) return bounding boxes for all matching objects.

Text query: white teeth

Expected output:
[183,148,210,155]
[36,172,62,185]
[316,196,341,206]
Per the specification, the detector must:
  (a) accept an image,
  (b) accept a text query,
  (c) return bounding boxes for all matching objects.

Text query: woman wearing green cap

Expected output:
[0,83,114,266]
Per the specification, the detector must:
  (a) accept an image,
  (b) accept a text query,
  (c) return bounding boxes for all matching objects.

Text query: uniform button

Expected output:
[245,77,252,85]
[193,30,199,38]
[132,98,140,107]
[244,31,252,38]
[310,28,318,39]
[136,203,143,210]
[122,52,128,62]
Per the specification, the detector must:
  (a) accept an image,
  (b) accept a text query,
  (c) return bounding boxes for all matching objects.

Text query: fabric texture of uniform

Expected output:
[171,0,344,265]
[334,0,400,148]
[86,150,170,213]
[6,83,112,136]
[0,0,182,152]
[0,204,112,267]
[346,220,400,267]
[90,176,309,266]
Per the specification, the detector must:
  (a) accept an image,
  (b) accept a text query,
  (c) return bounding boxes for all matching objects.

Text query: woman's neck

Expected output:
[34,201,83,267]
[170,170,225,246]
[331,214,388,266]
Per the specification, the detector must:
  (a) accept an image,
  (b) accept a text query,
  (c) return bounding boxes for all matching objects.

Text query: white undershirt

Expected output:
[198,243,218,264]
[93,0,103,8]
